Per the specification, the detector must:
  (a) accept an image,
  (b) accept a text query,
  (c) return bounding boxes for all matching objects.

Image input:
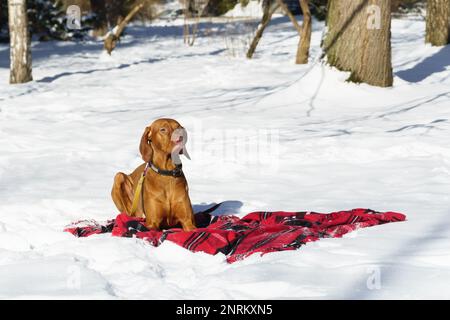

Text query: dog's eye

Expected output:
[160,128,167,133]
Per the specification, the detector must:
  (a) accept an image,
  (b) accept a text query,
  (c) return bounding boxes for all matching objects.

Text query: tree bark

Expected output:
[246,1,280,59]
[322,0,393,87]
[104,1,145,54]
[8,0,32,84]
[426,0,450,46]
[296,0,311,64]
[90,0,108,37]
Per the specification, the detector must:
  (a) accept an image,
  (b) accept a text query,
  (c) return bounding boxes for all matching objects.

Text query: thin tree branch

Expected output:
[247,2,280,59]
[276,0,302,35]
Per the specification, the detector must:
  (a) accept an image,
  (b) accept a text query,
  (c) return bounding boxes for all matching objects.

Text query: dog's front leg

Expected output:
[173,200,196,232]
[143,196,167,230]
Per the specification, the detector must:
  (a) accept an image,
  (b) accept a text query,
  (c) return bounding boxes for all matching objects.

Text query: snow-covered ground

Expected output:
[0,14,449,299]
[224,0,265,18]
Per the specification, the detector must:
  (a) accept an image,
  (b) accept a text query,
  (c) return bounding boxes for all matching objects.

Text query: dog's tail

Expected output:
[196,202,222,215]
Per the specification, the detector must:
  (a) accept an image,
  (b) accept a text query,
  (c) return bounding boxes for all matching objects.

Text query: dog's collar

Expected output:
[147,161,183,177]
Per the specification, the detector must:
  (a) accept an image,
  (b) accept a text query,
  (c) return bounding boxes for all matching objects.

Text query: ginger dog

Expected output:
[111,118,196,231]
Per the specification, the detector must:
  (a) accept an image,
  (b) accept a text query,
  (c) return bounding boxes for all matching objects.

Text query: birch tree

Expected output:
[8,0,32,84]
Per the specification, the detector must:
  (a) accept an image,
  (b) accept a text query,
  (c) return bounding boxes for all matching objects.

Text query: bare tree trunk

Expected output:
[104,1,146,54]
[276,0,302,34]
[183,0,193,44]
[8,0,32,84]
[184,0,210,46]
[426,0,450,46]
[296,0,311,64]
[90,0,108,37]
[322,0,393,87]
[183,0,201,45]
[246,1,280,59]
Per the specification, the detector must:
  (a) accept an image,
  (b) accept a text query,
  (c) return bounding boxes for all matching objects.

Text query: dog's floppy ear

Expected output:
[139,126,153,162]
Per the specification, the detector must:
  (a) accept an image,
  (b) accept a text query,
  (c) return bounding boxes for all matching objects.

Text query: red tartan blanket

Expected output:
[64,208,406,263]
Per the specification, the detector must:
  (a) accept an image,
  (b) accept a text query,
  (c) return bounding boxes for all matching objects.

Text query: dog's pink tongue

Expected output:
[173,143,182,153]
[172,144,191,161]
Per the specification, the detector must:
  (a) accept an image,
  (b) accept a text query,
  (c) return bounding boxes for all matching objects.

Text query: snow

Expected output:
[0,14,450,299]
[224,1,265,18]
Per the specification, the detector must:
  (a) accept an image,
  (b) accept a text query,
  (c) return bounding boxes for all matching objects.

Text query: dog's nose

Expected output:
[176,136,183,143]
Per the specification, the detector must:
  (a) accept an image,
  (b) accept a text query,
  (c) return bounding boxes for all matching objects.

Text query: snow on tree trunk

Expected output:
[426,0,450,46]
[8,0,32,84]
[104,1,146,55]
[322,0,393,87]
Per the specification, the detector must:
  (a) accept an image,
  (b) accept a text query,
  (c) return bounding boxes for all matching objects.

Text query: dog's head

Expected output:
[139,118,190,163]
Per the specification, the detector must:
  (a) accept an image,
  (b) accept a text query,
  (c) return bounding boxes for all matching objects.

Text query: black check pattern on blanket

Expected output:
[65,208,406,263]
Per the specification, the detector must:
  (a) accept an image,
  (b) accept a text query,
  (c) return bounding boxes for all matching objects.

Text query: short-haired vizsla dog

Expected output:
[111,118,196,231]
